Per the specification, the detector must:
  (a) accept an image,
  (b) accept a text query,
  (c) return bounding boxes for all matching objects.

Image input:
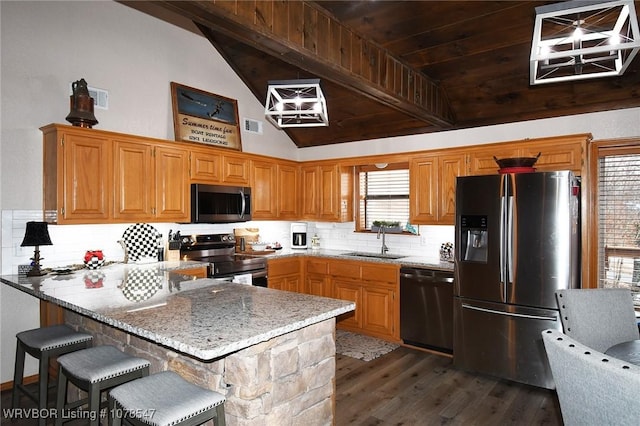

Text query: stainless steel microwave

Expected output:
[190,184,252,223]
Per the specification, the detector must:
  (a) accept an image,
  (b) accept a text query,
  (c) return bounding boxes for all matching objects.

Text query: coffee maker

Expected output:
[291,222,308,249]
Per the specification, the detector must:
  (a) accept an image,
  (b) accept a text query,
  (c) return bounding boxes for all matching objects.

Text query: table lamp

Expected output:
[21,221,53,277]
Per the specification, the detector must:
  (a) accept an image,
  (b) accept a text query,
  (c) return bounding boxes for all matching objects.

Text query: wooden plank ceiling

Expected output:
[121,1,640,148]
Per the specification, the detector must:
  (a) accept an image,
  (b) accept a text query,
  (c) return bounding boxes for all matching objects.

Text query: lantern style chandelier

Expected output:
[264,79,328,128]
[530,0,640,85]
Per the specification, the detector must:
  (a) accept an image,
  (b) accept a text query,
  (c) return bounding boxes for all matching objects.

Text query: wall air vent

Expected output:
[243,118,263,135]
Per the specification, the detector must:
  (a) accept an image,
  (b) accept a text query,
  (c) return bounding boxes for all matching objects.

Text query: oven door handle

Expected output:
[251,269,267,279]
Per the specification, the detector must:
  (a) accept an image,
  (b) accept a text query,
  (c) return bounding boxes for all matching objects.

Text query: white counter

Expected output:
[0,261,354,361]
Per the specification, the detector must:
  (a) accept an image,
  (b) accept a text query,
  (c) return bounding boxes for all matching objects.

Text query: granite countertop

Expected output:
[252,248,455,271]
[0,261,354,361]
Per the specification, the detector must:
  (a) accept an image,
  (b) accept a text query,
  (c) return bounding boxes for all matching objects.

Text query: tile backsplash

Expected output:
[1,210,454,274]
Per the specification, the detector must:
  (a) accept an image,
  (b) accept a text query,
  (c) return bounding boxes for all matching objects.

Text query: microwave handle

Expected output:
[239,188,246,219]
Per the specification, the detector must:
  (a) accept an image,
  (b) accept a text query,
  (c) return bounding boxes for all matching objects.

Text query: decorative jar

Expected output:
[84,250,105,269]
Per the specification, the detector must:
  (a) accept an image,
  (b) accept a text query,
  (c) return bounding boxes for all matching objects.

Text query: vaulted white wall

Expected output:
[0,0,298,211]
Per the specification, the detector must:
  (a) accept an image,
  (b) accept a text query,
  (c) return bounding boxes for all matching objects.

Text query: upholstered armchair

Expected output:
[555,288,639,352]
[542,329,640,426]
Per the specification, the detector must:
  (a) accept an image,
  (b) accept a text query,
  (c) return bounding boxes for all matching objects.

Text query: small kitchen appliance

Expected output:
[291,222,308,249]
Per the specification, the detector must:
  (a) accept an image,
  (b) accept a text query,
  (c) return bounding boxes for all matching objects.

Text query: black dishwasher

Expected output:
[400,267,454,353]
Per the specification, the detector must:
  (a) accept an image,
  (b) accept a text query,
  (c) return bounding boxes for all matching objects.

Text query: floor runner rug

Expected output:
[335,330,399,362]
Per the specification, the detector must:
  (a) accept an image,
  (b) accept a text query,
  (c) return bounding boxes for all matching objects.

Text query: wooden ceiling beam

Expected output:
[154,0,455,128]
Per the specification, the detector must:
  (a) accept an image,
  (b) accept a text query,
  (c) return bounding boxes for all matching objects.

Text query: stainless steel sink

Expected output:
[342,252,407,260]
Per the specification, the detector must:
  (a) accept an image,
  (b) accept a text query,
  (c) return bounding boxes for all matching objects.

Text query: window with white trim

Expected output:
[357,164,410,231]
[597,143,640,306]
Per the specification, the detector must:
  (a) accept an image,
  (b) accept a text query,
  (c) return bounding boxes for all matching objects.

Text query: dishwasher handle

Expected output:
[400,268,454,284]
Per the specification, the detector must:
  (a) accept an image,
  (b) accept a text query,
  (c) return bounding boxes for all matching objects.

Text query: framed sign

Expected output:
[170,82,242,151]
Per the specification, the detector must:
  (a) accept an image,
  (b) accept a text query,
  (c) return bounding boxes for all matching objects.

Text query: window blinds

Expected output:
[359,169,410,229]
[598,152,640,301]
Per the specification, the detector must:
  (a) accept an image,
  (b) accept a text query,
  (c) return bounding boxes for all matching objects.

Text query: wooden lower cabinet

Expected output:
[306,274,331,297]
[268,257,304,292]
[305,258,332,297]
[361,286,395,337]
[270,256,399,342]
[334,279,362,329]
[329,258,400,342]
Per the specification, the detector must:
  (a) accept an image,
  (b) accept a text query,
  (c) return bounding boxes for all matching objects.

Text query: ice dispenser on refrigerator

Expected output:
[460,215,488,263]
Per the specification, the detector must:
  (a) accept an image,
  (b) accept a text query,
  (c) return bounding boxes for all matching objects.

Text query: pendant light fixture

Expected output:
[530,0,640,85]
[264,79,328,128]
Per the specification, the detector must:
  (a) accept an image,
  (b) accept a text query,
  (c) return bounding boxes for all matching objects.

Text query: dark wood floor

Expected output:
[335,346,563,425]
[2,346,562,425]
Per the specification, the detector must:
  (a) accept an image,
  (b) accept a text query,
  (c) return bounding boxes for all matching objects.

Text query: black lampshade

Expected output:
[21,222,53,247]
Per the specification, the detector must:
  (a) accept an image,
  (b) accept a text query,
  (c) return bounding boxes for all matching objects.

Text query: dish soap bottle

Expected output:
[311,234,320,250]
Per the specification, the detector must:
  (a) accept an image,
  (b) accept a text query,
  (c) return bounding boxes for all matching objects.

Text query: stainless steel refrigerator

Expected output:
[453,171,580,389]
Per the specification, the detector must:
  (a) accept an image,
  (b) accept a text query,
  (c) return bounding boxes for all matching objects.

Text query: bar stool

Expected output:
[55,345,150,426]
[12,325,93,424]
[109,371,226,426]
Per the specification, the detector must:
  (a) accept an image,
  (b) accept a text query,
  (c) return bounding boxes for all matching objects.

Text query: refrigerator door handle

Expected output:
[507,195,514,284]
[461,303,558,322]
[499,195,506,286]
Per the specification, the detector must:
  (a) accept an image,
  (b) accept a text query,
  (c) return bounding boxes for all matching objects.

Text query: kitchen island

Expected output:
[1,262,354,425]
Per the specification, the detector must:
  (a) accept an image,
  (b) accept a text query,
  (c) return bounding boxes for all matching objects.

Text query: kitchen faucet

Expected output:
[377,225,389,254]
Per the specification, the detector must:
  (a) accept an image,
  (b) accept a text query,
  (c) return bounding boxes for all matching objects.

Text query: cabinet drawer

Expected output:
[329,260,360,279]
[268,258,300,276]
[306,258,329,274]
[362,264,398,284]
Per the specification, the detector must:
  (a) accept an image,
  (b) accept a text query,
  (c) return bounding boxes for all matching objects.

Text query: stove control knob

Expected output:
[181,236,193,245]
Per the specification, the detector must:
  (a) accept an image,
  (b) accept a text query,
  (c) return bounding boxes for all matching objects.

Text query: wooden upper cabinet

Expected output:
[250,158,299,220]
[42,124,189,224]
[190,148,222,183]
[222,153,250,185]
[410,152,465,225]
[409,155,437,223]
[277,162,300,219]
[113,138,154,220]
[42,124,111,224]
[318,164,340,220]
[438,154,466,224]
[190,148,250,186]
[520,138,584,173]
[251,159,278,219]
[113,140,189,222]
[468,134,588,176]
[469,146,520,175]
[301,165,319,218]
[154,145,189,221]
[301,163,353,222]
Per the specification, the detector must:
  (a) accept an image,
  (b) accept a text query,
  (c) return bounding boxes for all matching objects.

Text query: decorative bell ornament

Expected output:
[65,78,98,128]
